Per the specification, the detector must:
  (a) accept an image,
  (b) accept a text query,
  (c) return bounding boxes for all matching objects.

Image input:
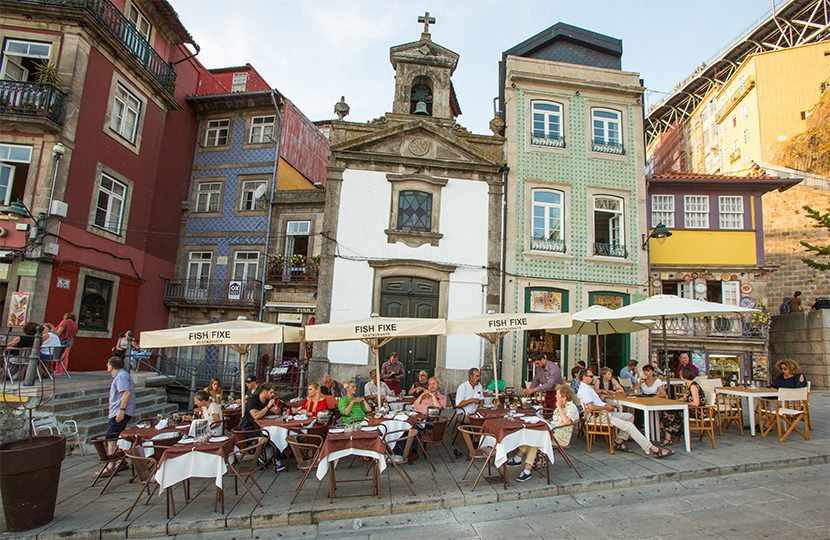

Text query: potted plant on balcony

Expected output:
[34,61,62,89]
[0,328,67,532]
[289,254,307,280]
[307,255,321,279]
[267,254,286,281]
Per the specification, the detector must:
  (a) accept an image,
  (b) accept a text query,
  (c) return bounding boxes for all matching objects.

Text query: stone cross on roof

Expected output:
[418,11,435,40]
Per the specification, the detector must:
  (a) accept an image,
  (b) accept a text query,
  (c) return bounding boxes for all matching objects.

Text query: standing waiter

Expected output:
[523,352,564,409]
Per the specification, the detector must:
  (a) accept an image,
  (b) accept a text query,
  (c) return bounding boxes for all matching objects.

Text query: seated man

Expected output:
[238,382,280,432]
[507,384,579,482]
[413,376,447,415]
[577,369,673,458]
[619,360,639,391]
[455,367,484,415]
[320,374,344,397]
[364,369,393,398]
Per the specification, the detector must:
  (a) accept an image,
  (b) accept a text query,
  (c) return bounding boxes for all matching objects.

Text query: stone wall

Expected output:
[769,310,830,389]
[763,184,830,310]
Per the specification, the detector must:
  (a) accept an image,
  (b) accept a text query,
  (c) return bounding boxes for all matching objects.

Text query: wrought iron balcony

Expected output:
[591,140,625,155]
[653,316,768,340]
[531,133,565,148]
[531,237,566,253]
[0,81,66,125]
[593,242,628,258]
[23,0,176,95]
[266,264,319,285]
[163,278,261,307]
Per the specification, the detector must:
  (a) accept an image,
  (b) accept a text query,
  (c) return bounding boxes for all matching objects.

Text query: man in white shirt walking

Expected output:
[455,367,484,415]
[577,369,673,458]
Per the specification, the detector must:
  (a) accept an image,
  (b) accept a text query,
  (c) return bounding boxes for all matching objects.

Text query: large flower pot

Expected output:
[0,435,66,532]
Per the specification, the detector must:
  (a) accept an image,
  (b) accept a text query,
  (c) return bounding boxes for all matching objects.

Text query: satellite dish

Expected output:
[253,184,267,200]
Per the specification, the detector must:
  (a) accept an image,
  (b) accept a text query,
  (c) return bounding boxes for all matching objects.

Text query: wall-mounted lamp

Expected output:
[641,223,672,250]
[0,200,48,246]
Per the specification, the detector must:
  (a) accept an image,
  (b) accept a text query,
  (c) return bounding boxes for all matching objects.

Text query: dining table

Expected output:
[314,427,388,501]
[474,415,553,490]
[364,411,427,447]
[714,386,779,436]
[256,416,316,452]
[605,393,691,452]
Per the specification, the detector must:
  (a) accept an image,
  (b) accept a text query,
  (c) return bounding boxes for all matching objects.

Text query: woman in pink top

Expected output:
[54,312,78,375]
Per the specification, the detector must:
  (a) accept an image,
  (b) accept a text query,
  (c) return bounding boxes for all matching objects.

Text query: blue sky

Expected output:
[174,0,776,133]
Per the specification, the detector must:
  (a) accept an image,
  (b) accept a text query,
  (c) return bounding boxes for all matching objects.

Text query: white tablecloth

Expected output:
[315,447,387,480]
[262,419,316,453]
[481,427,555,468]
[154,451,227,491]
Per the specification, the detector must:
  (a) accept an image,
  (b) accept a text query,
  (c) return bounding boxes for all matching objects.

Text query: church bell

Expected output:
[413,101,429,115]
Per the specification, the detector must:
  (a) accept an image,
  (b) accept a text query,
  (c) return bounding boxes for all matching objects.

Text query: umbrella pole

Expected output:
[490,340,499,403]
[662,315,671,397]
[374,345,382,411]
[595,323,601,372]
[297,335,306,399]
[240,350,247,417]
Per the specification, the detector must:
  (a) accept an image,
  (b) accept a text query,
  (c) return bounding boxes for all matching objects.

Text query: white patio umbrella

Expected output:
[556,305,655,371]
[446,312,572,403]
[588,295,757,388]
[304,316,446,409]
[140,319,303,415]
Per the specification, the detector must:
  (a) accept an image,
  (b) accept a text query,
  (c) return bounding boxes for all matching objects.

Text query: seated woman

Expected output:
[408,370,429,396]
[506,384,580,482]
[659,367,705,446]
[636,364,667,397]
[593,367,623,396]
[770,359,808,389]
[192,390,223,435]
[338,380,372,424]
[40,323,63,360]
[204,377,223,403]
[296,382,332,417]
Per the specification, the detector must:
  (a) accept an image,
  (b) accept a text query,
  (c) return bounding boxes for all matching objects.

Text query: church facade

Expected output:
[312,21,505,390]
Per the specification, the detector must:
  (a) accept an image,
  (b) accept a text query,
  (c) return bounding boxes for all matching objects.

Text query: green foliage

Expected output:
[800,205,830,271]
[33,61,61,89]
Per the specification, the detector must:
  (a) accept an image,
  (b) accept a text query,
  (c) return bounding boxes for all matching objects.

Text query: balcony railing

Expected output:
[531,237,566,253]
[591,140,625,155]
[163,278,261,307]
[266,264,319,284]
[593,242,628,258]
[653,316,768,339]
[29,0,176,94]
[0,81,66,125]
[531,133,566,148]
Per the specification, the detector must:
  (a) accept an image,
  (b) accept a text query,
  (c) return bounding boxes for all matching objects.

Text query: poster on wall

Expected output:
[691,351,706,373]
[529,291,562,313]
[752,353,769,382]
[8,292,30,328]
[592,294,623,309]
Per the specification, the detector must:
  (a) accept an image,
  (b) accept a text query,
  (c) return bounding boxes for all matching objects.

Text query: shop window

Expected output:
[78,276,113,331]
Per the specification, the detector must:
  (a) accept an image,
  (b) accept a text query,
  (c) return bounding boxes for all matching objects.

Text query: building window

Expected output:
[233,251,260,281]
[204,119,230,147]
[126,3,152,42]
[249,115,275,144]
[0,143,32,205]
[677,281,693,299]
[721,281,741,305]
[591,108,623,154]
[651,194,675,228]
[396,190,432,232]
[531,189,565,252]
[684,195,709,228]
[284,221,310,274]
[78,276,113,331]
[239,180,266,211]
[593,195,626,257]
[187,252,212,286]
[231,73,247,93]
[110,84,142,143]
[0,39,52,81]
[195,182,222,213]
[93,173,127,235]
[531,101,564,147]
[719,196,744,229]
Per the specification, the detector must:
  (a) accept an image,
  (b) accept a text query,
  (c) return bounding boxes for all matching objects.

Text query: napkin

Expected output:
[523,416,541,424]
[386,396,398,402]
[394,414,409,421]
[294,414,308,421]
[155,419,169,429]
[225,403,239,409]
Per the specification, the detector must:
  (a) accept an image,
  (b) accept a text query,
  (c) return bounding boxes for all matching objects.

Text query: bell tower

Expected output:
[390,12,461,120]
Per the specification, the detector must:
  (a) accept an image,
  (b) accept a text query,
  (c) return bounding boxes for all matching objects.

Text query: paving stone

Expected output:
[472,517,541,540]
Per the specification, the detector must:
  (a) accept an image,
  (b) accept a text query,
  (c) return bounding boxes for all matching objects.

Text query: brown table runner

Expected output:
[120,424,189,442]
[256,417,315,430]
[482,417,548,444]
[474,407,538,419]
[364,413,427,427]
[319,430,386,460]
[157,434,237,466]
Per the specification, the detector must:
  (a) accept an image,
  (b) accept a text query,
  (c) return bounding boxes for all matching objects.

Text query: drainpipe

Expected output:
[497,165,509,368]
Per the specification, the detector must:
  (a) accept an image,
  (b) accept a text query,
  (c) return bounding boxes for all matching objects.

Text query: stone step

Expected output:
[45,386,168,413]
[54,395,169,423]
[74,402,179,453]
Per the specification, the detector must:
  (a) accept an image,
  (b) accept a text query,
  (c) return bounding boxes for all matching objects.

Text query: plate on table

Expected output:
[208,436,228,442]
[176,424,190,429]
[328,428,345,434]
[264,415,279,420]
[151,431,180,441]
[136,423,150,429]
[361,426,378,432]
[178,437,195,444]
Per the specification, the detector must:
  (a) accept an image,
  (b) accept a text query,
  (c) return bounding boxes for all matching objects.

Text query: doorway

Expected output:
[378,276,438,390]
[588,292,630,375]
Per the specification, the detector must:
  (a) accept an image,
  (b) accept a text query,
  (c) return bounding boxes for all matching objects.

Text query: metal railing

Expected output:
[591,141,625,155]
[593,242,628,258]
[266,265,319,284]
[163,278,262,307]
[531,133,565,148]
[653,316,768,339]
[530,237,566,253]
[26,0,176,94]
[0,81,66,124]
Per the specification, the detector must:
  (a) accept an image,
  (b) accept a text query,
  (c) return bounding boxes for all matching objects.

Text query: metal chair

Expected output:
[122,447,176,520]
[32,416,82,455]
[89,434,127,495]
[456,425,495,491]
[286,433,323,504]
[419,416,454,470]
[224,436,267,512]
[233,428,279,472]
[378,427,418,496]
[757,388,810,442]
[547,423,582,479]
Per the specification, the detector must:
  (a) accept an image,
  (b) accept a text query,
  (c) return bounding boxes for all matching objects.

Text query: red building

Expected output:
[1,0,202,370]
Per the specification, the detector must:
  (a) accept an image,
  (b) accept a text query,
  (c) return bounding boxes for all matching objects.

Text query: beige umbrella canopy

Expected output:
[140,319,303,415]
[446,312,572,402]
[304,316,446,409]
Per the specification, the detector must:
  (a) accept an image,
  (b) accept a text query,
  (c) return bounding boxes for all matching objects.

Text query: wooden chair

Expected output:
[757,388,810,442]
[688,405,717,448]
[122,447,176,520]
[89,434,126,494]
[224,437,267,512]
[583,410,615,454]
[419,416,454,469]
[714,393,744,435]
[456,425,495,491]
[286,434,323,504]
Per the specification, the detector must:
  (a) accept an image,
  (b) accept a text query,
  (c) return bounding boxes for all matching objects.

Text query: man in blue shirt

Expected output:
[619,360,640,392]
[105,356,136,468]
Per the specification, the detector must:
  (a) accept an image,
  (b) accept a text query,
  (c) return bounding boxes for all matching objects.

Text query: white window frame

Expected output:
[231,73,247,92]
[531,189,564,241]
[0,143,32,163]
[93,173,127,235]
[0,164,15,205]
[284,220,311,258]
[591,108,622,145]
[204,119,230,147]
[593,195,625,248]
[718,196,744,230]
[722,281,741,306]
[650,194,675,228]
[239,179,267,211]
[249,115,274,144]
[531,101,563,141]
[186,252,212,286]
[194,182,222,213]
[677,282,694,299]
[110,83,142,143]
[232,251,260,281]
[684,195,709,229]
[126,3,152,42]
[1,39,51,81]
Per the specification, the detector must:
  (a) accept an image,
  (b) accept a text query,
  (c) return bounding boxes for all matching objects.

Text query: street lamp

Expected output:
[641,223,672,250]
[0,199,47,245]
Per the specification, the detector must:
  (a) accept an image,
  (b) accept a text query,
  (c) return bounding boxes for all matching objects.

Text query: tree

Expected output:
[801,205,830,271]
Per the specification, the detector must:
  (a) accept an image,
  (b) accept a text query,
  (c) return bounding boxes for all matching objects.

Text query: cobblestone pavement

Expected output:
[2,392,828,539]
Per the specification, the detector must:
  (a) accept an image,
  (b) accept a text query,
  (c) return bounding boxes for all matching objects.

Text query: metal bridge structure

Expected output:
[646,0,830,146]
